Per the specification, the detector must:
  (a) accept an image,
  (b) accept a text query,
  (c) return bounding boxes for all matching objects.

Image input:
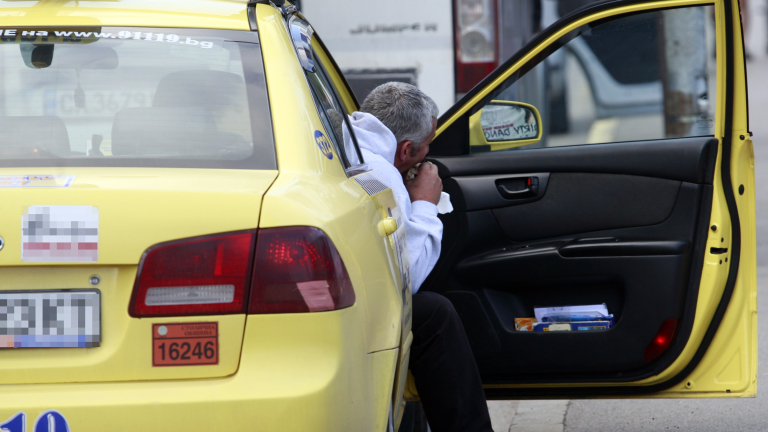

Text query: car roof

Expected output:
[0,0,251,30]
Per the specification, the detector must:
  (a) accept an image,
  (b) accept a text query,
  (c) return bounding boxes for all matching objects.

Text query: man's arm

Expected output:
[405,162,442,205]
[403,163,443,293]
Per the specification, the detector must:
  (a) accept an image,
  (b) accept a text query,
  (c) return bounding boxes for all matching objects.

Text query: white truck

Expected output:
[301,0,547,115]
[300,0,713,149]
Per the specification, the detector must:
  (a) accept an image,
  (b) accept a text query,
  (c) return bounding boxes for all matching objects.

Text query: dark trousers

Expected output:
[409,291,494,432]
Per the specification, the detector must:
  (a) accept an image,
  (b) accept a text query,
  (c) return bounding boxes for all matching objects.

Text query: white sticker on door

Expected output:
[22,206,99,262]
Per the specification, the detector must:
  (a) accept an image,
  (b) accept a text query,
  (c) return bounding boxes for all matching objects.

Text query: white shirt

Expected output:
[344,111,443,293]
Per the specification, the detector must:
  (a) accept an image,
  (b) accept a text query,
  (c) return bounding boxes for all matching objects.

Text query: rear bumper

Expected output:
[0,306,397,431]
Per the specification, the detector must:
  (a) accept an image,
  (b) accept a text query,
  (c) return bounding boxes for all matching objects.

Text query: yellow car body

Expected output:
[0,1,402,430]
[0,0,755,431]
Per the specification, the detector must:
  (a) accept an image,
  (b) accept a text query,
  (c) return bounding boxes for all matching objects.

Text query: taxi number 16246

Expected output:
[156,340,215,361]
[152,322,219,366]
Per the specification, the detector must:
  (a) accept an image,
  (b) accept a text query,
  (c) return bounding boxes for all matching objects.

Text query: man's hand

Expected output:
[405,162,442,205]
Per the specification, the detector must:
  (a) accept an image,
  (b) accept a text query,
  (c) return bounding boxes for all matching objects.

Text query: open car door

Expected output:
[426,0,756,397]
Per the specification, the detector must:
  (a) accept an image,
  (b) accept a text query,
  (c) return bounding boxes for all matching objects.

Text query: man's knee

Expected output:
[412,291,460,328]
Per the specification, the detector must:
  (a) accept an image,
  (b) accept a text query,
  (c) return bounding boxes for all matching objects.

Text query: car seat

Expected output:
[0,116,71,157]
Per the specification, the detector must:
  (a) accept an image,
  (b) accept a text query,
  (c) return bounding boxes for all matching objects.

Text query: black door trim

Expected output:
[433,138,718,184]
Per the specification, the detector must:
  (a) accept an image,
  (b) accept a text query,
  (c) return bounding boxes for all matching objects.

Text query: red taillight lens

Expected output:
[130,227,355,317]
[130,231,256,317]
[456,62,497,94]
[249,227,355,314]
[454,0,498,93]
[643,318,679,363]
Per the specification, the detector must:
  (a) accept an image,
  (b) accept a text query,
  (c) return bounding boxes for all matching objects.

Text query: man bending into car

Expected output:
[344,82,494,432]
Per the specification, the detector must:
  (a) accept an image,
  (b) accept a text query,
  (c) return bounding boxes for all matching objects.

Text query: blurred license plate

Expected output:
[0,290,100,348]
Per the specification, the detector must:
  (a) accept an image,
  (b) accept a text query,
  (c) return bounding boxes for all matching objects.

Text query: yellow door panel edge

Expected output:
[257,5,401,351]
[483,0,756,395]
[662,0,756,396]
[393,332,413,430]
[255,3,402,353]
[255,4,402,427]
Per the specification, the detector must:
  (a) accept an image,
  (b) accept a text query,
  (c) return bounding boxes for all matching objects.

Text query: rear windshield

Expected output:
[0,27,275,169]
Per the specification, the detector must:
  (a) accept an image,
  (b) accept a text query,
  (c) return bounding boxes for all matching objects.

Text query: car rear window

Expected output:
[0,27,275,169]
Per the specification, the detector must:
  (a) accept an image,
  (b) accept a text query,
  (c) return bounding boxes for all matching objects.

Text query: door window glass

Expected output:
[471,6,716,152]
[290,15,363,171]
[312,40,359,115]
[305,54,364,168]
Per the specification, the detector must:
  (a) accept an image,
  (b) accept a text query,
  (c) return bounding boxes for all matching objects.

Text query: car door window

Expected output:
[312,40,359,116]
[472,5,716,152]
[304,62,363,168]
[289,15,364,170]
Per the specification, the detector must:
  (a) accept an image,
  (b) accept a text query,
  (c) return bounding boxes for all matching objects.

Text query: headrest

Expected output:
[0,116,70,156]
[153,70,247,109]
[111,107,220,156]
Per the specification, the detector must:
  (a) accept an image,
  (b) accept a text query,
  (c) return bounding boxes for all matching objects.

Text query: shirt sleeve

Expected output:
[402,197,443,294]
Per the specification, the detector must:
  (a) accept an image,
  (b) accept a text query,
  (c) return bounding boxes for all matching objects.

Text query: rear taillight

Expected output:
[249,227,355,314]
[454,0,498,93]
[130,227,355,317]
[130,231,256,317]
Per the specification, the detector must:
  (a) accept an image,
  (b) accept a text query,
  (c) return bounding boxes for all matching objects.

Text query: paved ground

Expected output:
[487,2,768,430]
[563,266,768,432]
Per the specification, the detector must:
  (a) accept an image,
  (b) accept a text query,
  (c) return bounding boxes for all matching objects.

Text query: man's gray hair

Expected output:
[360,82,439,147]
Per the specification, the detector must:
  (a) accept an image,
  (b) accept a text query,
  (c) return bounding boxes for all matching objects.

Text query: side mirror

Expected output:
[469,101,542,151]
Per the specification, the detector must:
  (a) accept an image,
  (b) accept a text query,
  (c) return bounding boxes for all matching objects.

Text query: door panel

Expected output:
[435,137,718,184]
[426,0,755,397]
[429,137,713,382]
[491,172,680,241]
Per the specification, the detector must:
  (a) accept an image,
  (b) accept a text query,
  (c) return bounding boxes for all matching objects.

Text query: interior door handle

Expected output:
[497,184,532,198]
[496,176,539,200]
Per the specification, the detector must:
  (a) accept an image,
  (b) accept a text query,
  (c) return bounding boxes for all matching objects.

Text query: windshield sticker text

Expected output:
[0,29,216,49]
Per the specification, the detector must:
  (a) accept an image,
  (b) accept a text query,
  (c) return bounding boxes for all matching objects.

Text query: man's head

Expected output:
[360,82,439,173]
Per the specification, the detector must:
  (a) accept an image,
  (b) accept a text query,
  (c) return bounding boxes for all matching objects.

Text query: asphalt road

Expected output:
[487,10,768,432]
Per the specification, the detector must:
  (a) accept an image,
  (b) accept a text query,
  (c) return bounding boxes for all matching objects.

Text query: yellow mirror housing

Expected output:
[469,100,543,151]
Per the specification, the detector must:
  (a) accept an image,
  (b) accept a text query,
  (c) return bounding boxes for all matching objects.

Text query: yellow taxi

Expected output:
[0,0,754,431]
